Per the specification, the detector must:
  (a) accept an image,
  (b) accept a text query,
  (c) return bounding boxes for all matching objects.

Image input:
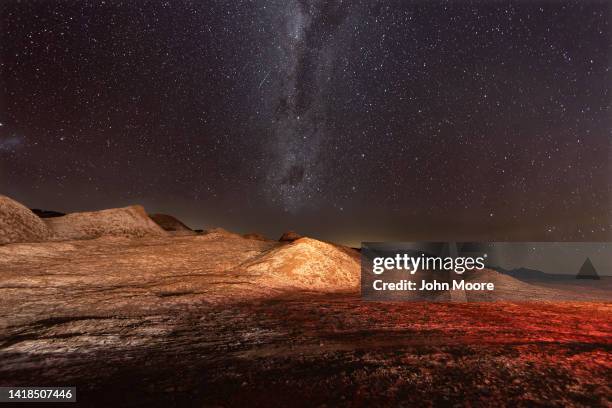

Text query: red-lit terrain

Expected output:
[2,293,610,407]
[0,195,610,407]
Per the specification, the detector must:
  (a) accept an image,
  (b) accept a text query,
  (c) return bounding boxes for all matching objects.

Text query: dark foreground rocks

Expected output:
[1,295,610,407]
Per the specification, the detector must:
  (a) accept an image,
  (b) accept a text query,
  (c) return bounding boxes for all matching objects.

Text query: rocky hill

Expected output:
[44,205,167,241]
[243,237,360,291]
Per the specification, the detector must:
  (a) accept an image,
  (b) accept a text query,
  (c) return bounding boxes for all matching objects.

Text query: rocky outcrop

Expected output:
[149,213,195,235]
[45,205,167,241]
[0,195,51,245]
[279,230,302,242]
[243,237,360,291]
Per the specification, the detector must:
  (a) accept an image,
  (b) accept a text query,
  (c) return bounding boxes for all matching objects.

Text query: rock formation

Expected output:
[149,213,195,235]
[44,205,167,241]
[243,237,360,291]
[279,230,302,242]
[0,195,51,245]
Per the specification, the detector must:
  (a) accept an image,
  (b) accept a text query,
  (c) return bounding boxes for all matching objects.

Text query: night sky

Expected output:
[1,1,610,245]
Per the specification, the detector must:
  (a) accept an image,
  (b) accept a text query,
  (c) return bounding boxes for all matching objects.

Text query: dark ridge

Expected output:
[31,208,65,218]
[279,231,302,242]
[148,213,193,232]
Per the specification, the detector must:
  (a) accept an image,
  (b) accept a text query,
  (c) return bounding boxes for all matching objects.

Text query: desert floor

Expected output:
[0,234,610,407]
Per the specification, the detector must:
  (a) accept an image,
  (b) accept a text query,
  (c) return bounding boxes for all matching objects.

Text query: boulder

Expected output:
[279,230,302,242]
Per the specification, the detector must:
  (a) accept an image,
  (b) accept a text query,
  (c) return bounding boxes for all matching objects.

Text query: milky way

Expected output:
[0,135,22,151]
[261,1,358,212]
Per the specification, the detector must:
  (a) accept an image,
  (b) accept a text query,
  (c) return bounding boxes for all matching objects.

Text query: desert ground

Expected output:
[0,195,611,407]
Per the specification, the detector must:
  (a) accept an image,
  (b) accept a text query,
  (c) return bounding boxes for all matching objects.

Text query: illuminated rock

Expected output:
[45,205,167,241]
[0,195,51,245]
[243,237,360,291]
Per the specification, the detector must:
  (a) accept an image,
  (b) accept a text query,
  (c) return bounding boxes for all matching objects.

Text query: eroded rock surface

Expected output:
[0,195,51,245]
[44,205,167,241]
[243,237,359,291]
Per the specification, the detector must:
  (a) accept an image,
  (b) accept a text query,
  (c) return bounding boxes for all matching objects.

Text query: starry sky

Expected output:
[1,1,610,245]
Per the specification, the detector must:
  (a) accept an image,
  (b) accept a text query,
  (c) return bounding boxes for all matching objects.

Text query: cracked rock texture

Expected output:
[0,195,51,244]
[44,205,167,241]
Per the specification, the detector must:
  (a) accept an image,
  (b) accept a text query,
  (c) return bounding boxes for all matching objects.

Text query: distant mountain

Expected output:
[494,264,609,280]
[576,257,600,280]
[492,266,572,281]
